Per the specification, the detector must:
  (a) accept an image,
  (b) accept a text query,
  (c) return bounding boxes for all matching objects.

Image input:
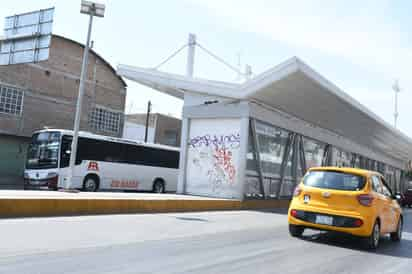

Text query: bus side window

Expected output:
[103,142,124,163]
[125,144,143,165]
[76,138,104,164]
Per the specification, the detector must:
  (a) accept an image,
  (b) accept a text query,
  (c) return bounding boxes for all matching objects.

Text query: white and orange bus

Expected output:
[24,129,179,192]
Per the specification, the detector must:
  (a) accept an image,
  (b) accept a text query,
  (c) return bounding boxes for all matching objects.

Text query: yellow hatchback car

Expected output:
[288,167,403,249]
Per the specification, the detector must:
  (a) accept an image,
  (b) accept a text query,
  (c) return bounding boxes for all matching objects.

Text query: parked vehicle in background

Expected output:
[24,129,180,193]
[288,167,403,249]
[399,189,412,208]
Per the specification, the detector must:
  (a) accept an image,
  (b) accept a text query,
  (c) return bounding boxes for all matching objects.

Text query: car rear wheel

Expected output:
[364,221,380,250]
[289,224,304,237]
[390,218,402,242]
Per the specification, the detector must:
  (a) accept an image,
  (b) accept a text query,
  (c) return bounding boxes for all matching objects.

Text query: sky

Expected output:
[1,1,412,137]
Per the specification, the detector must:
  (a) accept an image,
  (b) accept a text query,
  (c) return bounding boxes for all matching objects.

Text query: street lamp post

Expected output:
[65,1,105,190]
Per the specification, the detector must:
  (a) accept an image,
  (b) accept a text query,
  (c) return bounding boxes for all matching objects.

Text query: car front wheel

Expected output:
[390,218,402,242]
[364,221,380,250]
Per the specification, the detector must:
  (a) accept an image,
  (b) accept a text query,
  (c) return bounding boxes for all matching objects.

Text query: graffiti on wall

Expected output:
[189,134,240,149]
[189,133,240,192]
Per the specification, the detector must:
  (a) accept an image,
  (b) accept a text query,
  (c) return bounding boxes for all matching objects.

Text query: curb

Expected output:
[0,197,290,218]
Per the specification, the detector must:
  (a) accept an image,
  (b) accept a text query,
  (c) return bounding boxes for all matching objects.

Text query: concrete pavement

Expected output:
[0,209,411,273]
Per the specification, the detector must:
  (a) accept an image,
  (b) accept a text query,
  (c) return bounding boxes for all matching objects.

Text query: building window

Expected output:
[89,107,121,133]
[0,85,23,115]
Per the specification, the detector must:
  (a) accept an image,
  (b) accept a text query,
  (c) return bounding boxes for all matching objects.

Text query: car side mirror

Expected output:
[393,194,401,201]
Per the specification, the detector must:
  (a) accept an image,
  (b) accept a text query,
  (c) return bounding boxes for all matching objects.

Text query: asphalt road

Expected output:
[0,209,411,274]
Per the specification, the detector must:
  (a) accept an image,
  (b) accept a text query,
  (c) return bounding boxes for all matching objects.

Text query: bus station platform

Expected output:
[0,190,290,218]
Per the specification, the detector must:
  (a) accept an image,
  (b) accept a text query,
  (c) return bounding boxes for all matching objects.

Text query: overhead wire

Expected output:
[153,43,188,70]
[153,39,250,80]
[196,42,246,77]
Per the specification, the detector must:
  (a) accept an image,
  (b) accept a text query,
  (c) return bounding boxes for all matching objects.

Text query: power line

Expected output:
[196,42,246,77]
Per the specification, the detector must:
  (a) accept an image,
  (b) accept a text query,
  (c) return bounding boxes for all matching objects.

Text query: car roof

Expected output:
[308,166,381,177]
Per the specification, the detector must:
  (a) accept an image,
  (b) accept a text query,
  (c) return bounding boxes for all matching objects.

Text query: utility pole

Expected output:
[65,1,105,190]
[144,100,152,143]
[392,80,401,128]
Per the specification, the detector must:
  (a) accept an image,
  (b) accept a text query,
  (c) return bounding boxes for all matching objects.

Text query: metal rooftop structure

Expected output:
[117,57,412,167]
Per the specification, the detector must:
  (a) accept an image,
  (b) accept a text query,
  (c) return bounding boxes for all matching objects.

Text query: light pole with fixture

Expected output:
[65,1,105,190]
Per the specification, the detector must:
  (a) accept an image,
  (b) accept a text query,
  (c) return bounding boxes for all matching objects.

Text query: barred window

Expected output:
[0,85,24,115]
[89,107,121,133]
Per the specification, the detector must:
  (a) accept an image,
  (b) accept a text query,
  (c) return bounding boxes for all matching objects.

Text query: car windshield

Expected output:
[303,170,366,191]
[26,132,61,170]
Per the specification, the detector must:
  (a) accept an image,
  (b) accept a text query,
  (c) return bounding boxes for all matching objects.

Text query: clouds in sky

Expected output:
[191,0,409,78]
[187,0,412,135]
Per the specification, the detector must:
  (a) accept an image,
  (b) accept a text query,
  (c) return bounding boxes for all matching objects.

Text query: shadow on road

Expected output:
[301,231,412,259]
[175,216,209,222]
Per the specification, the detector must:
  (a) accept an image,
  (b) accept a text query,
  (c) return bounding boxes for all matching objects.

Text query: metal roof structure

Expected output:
[117,57,412,165]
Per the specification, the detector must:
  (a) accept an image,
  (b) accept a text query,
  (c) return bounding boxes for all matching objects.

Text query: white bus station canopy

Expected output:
[117,57,412,164]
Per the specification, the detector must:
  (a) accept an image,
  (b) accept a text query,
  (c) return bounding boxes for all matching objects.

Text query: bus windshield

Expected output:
[26,132,61,170]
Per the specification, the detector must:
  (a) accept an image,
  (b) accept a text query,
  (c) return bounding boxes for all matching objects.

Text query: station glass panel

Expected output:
[256,121,291,198]
[352,154,361,168]
[377,162,386,174]
[395,168,401,193]
[333,147,352,167]
[302,137,325,168]
[245,125,263,198]
[245,120,292,199]
[255,121,289,176]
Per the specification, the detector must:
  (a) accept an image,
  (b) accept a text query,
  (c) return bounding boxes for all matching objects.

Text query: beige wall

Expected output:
[154,114,181,147]
[124,113,181,147]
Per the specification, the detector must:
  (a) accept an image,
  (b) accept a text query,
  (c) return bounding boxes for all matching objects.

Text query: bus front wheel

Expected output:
[83,175,99,192]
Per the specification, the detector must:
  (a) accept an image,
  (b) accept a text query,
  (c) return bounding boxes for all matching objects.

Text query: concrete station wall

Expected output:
[185,118,242,199]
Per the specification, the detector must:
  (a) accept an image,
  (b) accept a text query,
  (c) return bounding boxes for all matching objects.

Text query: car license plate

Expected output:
[315,215,333,225]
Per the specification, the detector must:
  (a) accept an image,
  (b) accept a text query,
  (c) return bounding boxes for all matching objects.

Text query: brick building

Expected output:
[0,34,127,187]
